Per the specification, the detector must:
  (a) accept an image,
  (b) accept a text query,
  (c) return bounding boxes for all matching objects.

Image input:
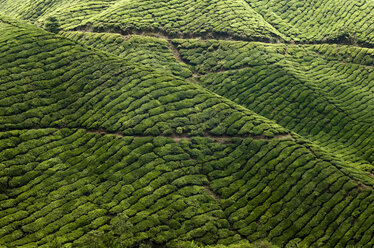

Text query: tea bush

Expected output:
[1,128,374,247]
[173,38,374,170]
[1,8,374,248]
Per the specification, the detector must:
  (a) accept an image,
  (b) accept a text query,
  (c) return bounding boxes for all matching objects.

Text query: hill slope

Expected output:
[246,0,374,45]
[61,30,374,172]
[1,0,373,45]
[0,1,374,247]
[171,39,374,169]
[0,0,284,41]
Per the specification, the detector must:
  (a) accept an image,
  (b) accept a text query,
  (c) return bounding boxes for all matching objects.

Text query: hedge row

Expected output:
[2,11,374,248]
[0,129,232,247]
[0,0,115,29]
[61,31,192,79]
[2,0,373,44]
[1,128,374,247]
[75,0,283,40]
[0,18,286,138]
[245,0,374,45]
[0,0,284,41]
[172,39,374,170]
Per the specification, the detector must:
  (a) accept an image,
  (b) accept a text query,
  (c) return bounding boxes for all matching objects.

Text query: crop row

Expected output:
[1,128,374,247]
[0,19,286,139]
[245,0,374,45]
[0,0,115,29]
[0,129,235,247]
[2,0,373,45]
[0,0,284,41]
[61,32,374,170]
[204,137,374,247]
[2,14,374,248]
[62,31,192,79]
[310,44,374,66]
[78,0,283,40]
[38,0,116,30]
[173,39,374,169]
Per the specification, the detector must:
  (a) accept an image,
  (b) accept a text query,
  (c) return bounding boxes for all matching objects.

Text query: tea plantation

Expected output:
[0,0,373,44]
[172,39,374,169]
[1,0,374,247]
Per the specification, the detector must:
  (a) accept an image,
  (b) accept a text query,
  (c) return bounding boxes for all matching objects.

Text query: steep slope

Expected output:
[1,0,374,46]
[60,31,193,79]
[1,15,374,248]
[245,0,374,45]
[0,17,287,138]
[74,0,284,41]
[0,0,116,28]
[0,0,284,41]
[171,39,374,171]
[63,30,374,172]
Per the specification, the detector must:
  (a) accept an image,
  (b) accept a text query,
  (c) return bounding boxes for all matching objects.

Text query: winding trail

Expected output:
[73,25,374,49]
[84,127,295,143]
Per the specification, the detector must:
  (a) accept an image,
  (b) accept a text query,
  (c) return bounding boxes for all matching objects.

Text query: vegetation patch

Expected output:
[0,1,374,247]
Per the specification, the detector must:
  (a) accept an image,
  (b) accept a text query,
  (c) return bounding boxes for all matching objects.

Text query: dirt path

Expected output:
[85,128,294,143]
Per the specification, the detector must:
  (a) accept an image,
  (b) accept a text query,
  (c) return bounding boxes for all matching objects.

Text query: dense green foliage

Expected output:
[0,0,283,41]
[44,16,60,33]
[0,18,287,138]
[172,39,374,171]
[0,0,374,246]
[1,128,374,247]
[0,0,115,28]
[245,0,374,45]
[61,31,192,79]
[0,0,373,45]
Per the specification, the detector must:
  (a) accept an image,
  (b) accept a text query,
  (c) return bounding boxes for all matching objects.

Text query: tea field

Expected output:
[172,39,374,169]
[1,0,374,247]
[0,0,373,45]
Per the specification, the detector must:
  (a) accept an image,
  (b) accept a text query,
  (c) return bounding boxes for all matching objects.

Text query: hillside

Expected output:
[0,1,374,248]
[0,0,373,45]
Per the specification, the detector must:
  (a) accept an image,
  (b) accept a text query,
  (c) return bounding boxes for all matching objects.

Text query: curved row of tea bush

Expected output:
[61,31,192,79]
[2,12,374,248]
[0,17,286,139]
[60,32,374,169]
[172,39,374,171]
[74,0,283,41]
[0,128,234,247]
[0,0,115,29]
[0,0,284,41]
[2,0,374,45]
[0,128,373,247]
[245,0,374,45]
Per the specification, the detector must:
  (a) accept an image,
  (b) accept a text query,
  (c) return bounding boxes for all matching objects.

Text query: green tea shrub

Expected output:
[44,17,60,33]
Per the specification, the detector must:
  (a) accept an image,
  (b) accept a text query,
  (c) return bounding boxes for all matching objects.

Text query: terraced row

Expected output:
[0,0,116,28]
[62,32,374,169]
[1,128,374,247]
[61,31,192,79]
[310,44,374,66]
[172,39,374,170]
[0,17,286,139]
[246,0,374,45]
[2,13,374,248]
[2,0,374,46]
[60,30,374,190]
[75,0,284,41]
[208,137,374,247]
[0,0,284,42]
[3,0,374,47]
[0,128,235,247]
